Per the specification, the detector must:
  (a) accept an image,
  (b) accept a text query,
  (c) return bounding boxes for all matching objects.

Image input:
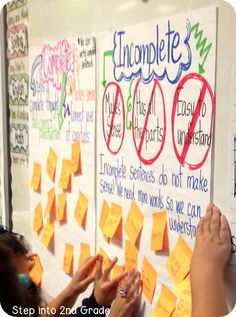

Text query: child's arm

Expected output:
[41,255,98,317]
[190,204,230,317]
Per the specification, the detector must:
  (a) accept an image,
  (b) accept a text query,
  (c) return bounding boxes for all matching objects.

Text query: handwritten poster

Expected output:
[29,35,96,298]
[97,7,216,316]
[7,1,29,158]
[7,0,30,214]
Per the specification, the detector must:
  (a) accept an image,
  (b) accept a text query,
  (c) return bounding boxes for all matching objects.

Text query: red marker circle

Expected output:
[102,82,125,155]
[171,73,215,170]
[132,78,166,165]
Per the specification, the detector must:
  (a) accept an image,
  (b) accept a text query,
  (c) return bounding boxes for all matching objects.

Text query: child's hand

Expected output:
[108,270,141,317]
[26,252,37,271]
[67,255,99,297]
[94,256,127,307]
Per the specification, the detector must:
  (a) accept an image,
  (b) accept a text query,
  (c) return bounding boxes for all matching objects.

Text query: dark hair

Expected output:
[0,226,30,255]
[0,241,27,316]
[0,226,41,317]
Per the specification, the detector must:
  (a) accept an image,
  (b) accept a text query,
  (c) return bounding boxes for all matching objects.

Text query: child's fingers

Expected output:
[103,257,118,279]
[203,203,214,234]
[95,255,103,279]
[26,252,37,261]
[130,293,141,307]
[220,215,231,243]
[79,275,95,290]
[210,206,221,238]
[107,272,127,289]
[127,277,141,300]
[124,270,138,292]
[80,255,99,275]
[196,218,204,238]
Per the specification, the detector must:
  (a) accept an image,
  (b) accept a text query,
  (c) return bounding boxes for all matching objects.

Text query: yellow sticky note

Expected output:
[99,200,110,241]
[151,284,177,317]
[124,201,144,246]
[57,192,67,221]
[174,275,191,304]
[102,203,122,239]
[98,248,111,271]
[74,191,88,227]
[40,219,54,247]
[172,300,191,317]
[79,243,96,276]
[141,256,157,304]
[45,188,56,217]
[33,202,43,233]
[29,255,43,287]
[125,240,138,271]
[151,211,168,251]
[112,265,124,281]
[47,148,58,181]
[30,162,41,192]
[72,142,82,174]
[63,243,74,274]
[59,160,72,190]
[166,235,192,284]
[79,243,90,266]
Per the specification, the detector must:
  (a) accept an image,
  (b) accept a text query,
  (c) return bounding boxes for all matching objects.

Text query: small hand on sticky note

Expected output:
[66,255,99,298]
[94,256,127,307]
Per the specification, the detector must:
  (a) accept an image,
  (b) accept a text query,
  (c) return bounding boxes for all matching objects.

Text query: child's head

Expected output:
[0,226,41,316]
[0,226,30,274]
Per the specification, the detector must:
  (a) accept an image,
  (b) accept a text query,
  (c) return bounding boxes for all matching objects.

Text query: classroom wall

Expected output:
[22,0,234,246]
[2,0,236,313]
[5,0,31,239]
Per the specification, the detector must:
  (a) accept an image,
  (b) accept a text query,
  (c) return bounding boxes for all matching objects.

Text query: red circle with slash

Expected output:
[171,73,215,170]
[102,82,125,155]
[132,78,166,165]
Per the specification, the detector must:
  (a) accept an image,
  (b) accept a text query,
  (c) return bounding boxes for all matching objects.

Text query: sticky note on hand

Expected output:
[71,142,82,174]
[33,202,43,233]
[74,191,88,227]
[98,248,111,271]
[166,235,192,284]
[30,162,41,192]
[141,256,157,304]
[124,201,144,246]
[102,202,122,239]
[39,219,54,248]
[125,240,138,271]
[57,192,67,221]
[46,148,57,181]
[79,243,90,267]
[78,243,96,276]
[151,211,168,251]
[29,254,43,287]
[63,243,74,275]
[151,284,177,317]
[59,160,72,190]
